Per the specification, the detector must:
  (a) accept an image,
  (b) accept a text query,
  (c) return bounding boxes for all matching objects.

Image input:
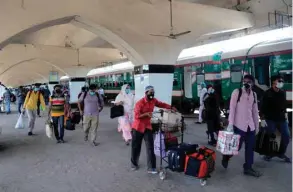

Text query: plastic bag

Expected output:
[15,114,25,129]
[45,120,53,139]
[216,131,241,155]
[154,132,166,157]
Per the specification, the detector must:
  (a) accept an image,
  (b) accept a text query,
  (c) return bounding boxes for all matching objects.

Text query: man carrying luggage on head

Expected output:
[131,85,177,174]
[222,74,262,177]
[260,75,291,163]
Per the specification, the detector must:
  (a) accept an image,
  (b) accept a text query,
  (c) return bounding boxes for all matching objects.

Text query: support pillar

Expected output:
[69,77,86,103]
[48,81,59,95]
[134,64,174,105]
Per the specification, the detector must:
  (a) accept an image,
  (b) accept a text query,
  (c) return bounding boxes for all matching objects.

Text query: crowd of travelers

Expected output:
[3,73,291,178]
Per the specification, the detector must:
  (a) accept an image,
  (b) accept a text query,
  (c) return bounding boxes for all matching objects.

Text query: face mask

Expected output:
[55,89,61,94]
[210,89,215,94]
[125,89,130,94]
[276,82,284,89]
[34,88,39,91]
[89,91,96,96]
[147,92,154,100]
[243,83,251,89]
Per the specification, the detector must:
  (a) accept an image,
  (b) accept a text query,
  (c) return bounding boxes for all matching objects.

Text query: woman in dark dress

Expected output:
[204,85,221,146]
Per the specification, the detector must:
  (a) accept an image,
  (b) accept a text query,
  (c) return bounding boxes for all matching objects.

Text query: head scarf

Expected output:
[115,84,134,113]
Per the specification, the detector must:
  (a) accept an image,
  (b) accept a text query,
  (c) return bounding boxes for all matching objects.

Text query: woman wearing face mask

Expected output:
[203,85,221,146]
[114,84,134,145]
[260,75,291,163]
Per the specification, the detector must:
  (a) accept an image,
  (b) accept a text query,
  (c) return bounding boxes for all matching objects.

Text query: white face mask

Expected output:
[276,82,284,89]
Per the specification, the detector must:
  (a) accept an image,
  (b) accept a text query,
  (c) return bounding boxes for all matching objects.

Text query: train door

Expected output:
[253,56,270,88]
[183,66,192,99]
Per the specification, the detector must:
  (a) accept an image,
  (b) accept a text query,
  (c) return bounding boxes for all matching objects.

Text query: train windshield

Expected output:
[196,74,205,84]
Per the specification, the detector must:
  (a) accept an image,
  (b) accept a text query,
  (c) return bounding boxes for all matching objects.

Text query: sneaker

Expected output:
[56,140,61,144]
[196,122,202,124]
[92,142,100,146]
[84,136,88,141]
[60,139,65,143]
[221,156,230,169]
[263,156,272,162]
[28,132,33,136]
[278,154,292,163]
[147,168,158,174]
[243,168,262,177]
[131,165,139,171]
[208,140,217,147]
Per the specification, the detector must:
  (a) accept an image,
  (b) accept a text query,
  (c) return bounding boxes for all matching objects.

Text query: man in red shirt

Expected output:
[131,85,176,174]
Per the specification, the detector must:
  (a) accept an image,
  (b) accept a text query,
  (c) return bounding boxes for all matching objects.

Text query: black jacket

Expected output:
[260,88,287,121]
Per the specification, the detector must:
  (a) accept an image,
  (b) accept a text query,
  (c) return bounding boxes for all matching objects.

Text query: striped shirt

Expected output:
[50,95,65,117]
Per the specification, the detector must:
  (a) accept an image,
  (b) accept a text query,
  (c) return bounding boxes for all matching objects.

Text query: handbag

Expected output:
[110,105,124,119]
[65,119,75,131]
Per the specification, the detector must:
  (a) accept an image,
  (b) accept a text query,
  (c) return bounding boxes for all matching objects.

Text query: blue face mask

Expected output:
[89,91,95,96]
[125,88,130,94]
[34,88,39,91]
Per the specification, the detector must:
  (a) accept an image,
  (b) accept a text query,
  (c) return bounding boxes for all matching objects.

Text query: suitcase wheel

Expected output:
[159,169,166,180]
[200,179,207,186]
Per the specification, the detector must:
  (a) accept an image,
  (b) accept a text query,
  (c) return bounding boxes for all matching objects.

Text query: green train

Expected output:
[87,39,292,114]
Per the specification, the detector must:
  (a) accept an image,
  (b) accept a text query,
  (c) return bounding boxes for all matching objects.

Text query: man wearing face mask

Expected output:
[78,84,104,146]
[196,82,208,124]
[23,83,46,136]
[131,85,177,174]
[222,74,261,177]
[48,85,66,143]
[260,75,291,163]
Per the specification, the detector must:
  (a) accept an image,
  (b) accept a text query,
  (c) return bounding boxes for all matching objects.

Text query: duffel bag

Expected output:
[184,147,216,178]
[71,111,81,124]
[65,119,75,131]
[255,129,278,156]
[167,143,198,172]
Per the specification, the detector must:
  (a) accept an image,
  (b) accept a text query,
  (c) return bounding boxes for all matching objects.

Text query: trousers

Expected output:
[83,115,99,142]
[265,120,290,156]
[198,104,204,122]
[131,129,156,169]
[52,115,65,140]
[26,109,37,132]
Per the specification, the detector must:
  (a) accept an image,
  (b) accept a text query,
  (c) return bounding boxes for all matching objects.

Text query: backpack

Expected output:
[236,88,256,104]
[80,91,102,111]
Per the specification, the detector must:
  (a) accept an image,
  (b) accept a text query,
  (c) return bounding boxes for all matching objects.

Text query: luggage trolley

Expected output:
[152,110,208,186]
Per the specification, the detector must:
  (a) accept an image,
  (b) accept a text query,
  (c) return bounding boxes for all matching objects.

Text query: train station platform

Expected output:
[0,106,291,192]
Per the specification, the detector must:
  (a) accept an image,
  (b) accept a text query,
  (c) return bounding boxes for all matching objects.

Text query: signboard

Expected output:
[49,71,58,82]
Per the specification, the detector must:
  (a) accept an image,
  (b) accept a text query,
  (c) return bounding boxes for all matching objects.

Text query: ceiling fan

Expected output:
[71,49,85,67]
[150,0,191,39]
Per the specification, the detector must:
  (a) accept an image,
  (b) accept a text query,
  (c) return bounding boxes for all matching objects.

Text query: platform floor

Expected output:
[0,106,291,192]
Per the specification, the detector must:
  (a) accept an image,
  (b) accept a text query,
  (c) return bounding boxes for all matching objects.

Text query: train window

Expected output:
[196,74,205,84]
[230,64,243,83]
[279,71,292,83]
[254,57,270,86]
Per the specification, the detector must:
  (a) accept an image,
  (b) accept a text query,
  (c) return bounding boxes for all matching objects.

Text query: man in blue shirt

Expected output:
[3,88,11,114]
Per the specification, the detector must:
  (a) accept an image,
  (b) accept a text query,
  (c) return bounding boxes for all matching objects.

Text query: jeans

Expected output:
[265,120,290,156]
[37,103,40,116]
[131,129,156,169]
[223,126,255,170]
[5,101,10,113]
[18,102,23,114]
[52,116,65,140]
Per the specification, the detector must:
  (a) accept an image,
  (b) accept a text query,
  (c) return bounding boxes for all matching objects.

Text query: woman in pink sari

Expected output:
[114,84,134,145]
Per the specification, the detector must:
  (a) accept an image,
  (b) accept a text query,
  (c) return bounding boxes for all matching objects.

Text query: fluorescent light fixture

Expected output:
[178,27,293,60]
[60,76,69,80]
[87,61,134,76]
